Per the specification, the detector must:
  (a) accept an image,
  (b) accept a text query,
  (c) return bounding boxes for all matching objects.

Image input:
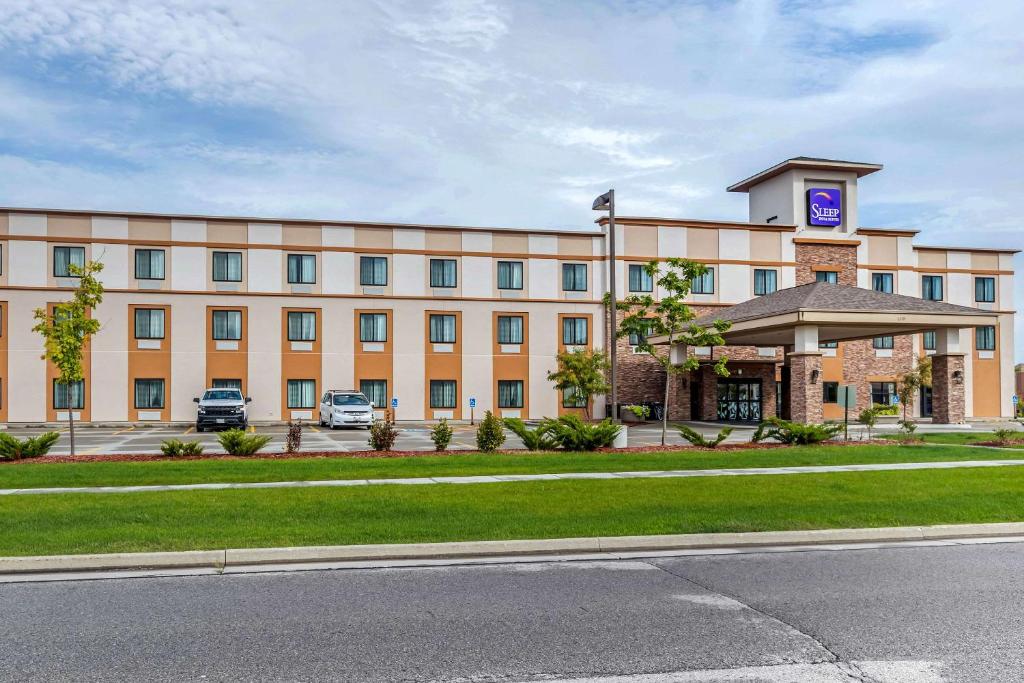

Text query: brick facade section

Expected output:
[795,242,858,285]
[932,353,966,424]
[786,352,823,423]
[841,336,916,412]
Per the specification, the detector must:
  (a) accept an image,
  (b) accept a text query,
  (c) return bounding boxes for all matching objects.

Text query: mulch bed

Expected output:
[1,439,893,465]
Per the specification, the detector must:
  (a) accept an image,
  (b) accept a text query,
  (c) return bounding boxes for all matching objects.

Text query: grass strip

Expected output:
[1,444,1019,489]
[3,465,1024,556]
[881,432,1024,447]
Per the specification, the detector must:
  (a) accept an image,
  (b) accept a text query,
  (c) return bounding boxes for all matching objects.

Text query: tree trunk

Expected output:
[68,409,75,456]
[661,336,672,446]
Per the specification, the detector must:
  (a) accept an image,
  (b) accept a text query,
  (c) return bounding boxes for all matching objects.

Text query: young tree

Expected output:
[617,259,731,446]
[32,261,104,455]
[546,348,611,419]
[896,356,932,422]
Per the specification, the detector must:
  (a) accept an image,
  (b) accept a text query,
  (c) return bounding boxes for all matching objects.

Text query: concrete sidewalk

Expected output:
[4,457,1024,496]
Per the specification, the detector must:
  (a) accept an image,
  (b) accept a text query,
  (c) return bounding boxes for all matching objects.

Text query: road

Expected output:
[2,541,1021,681]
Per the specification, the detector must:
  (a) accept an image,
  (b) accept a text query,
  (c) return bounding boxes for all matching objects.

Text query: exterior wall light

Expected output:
[953,369,964,384]
[810,369,820,384]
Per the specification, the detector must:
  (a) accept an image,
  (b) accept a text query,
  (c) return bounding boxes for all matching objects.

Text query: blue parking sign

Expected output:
[391,397,398,408]
[1014,395,1019,405]
[469,397,477,408]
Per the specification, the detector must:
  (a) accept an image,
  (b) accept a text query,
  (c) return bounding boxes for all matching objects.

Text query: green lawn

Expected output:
[881,432,1024,447]
[2,444,1020,489]
[3,466,1024,556]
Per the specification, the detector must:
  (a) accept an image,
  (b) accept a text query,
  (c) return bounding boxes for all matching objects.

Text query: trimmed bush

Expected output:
[503,418,557,451]
[475,411,506,452]
[286,420,303,453]
[542,414,620,451]
[430,419,453,451]
[368,417,398,451]
[752,417,842,445]
[160,439,205,457]
[0,431,60,461]
[677,425,733,448]
[993,427,1021,445]
[217,429,272,456]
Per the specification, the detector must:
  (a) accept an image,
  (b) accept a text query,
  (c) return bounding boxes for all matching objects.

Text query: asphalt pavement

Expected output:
[2,540,1021,681]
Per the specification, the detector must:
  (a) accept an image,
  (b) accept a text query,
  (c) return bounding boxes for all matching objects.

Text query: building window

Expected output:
[976,325,996,351]
[975,277,995,303]
[922,275,943,301]
[429,259,457,288]
[872,335,894,349]
[497,315,524,344]
[134,308,165,339]
[815,271,838,284]
[562,317,588,345]
[135,249,165,280]
[212,252,242,282]
[872,272,894,294]
[287,254,316,284]
[498,380,524,408]
[870,381,897,406]
[53,379,85,410]
[134,379,165,409]
[287,379,316,408]
[923,331,936,351]
[360,379,387,408]
[754,269,777,295]
[562,263,587,292]
[497,261,524,290]
[287,311,316,341]
[359,256,388,286]
[819,341,838,349]
[212,310,242,340]
[212,378,242,391]
[53,246,85,277]
[359,313,388,342]
[429,380,457,409]
[692,268,714,294]
[822,381,839,404]
[629,322,656,347]
[429,314,457,343]
[562,387,587,408]
[628,264,653,292]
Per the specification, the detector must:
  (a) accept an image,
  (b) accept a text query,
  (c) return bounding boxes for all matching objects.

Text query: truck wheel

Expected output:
[195,424,203,433]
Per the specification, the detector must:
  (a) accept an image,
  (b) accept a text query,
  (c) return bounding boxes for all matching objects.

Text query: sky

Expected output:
[0,0,1021,360]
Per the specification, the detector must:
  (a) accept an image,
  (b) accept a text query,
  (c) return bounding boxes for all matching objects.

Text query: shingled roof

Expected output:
[695,282,992,327]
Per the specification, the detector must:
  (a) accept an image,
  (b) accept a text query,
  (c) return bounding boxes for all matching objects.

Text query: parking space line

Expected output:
[309,425,320,433]
[248,425,256,433]
[112,426,135,435]
[183,426,194,435]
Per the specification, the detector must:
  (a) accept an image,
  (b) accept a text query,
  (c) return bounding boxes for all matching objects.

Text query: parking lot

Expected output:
[3,422,759,456]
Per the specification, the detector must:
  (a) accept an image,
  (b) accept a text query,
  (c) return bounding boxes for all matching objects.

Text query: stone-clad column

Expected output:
[786,352,823,424]
[932,353,966,424]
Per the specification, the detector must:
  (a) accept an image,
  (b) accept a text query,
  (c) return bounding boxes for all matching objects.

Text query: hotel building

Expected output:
[0,157,1015,424]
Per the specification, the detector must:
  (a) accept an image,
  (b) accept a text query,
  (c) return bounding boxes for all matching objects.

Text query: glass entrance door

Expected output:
[920,386,933,418]
[716,379,762,422]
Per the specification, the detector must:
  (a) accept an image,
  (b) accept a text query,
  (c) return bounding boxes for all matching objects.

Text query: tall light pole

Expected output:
[593,189,617,420]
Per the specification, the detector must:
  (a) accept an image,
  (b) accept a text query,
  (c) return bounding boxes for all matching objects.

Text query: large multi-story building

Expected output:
[0,157,1016,424]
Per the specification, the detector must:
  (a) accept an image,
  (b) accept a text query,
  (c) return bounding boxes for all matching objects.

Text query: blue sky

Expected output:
[0,0,1021,359]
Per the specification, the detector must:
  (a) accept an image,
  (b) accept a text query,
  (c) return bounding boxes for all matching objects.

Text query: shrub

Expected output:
[217,428,272,456]
[542,414,620,451]
[503,418,557,451]
[475,411,506,452]
[368,417,398,451]
[751,417,841,445]
[0,431,60,461]
[623,404,651,421]
[160,438,205,457]
[430,418,453,451]
[857,406,881,440]
[286,420,303,454]
[894,419,921,445]
[872,403,899,416]
[677,425,733,448]
[993,427,1021,445]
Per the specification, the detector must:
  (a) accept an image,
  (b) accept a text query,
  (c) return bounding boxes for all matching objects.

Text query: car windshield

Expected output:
[203,390,242,401]
[334,394,370,406]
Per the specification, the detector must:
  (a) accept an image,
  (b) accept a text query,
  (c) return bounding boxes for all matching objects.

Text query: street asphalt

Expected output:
[2,540,1021,681]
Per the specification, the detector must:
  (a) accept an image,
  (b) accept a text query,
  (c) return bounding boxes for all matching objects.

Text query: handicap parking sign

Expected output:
[469,397,477,408]
[391,397,398,408]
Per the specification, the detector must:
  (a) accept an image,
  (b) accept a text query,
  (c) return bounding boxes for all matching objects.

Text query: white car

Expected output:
[318,390,375,429]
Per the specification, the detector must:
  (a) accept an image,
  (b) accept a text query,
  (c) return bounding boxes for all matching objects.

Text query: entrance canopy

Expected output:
[654,282,998,348]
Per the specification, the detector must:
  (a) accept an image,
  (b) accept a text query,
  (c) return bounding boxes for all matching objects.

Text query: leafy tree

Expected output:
[546,348,611,419]
[616,259,731,446]
[32,261,104,455]
[896,357,932,422]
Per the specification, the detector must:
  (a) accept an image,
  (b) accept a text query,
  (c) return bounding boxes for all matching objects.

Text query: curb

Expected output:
[3,522,1024,575]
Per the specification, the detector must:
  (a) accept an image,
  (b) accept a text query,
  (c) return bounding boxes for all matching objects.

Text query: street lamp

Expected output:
[593,189,617,421]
